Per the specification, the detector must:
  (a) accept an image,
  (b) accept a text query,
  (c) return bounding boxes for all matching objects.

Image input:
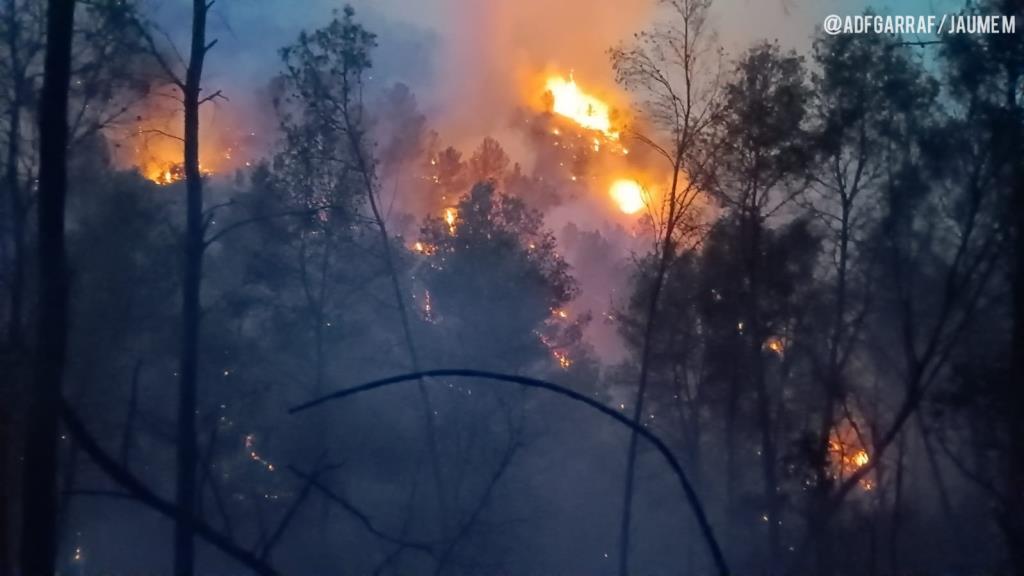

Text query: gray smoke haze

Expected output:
[136,0,958,363]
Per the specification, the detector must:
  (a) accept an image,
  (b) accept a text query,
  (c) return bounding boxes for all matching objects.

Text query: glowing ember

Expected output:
[553,349,572,369]
[536,329,573,370]
[243,433,275,472]
[422,289,434,321]
[545,74,619,140]
[610,179,645,214]
[139,158,214,186]
[416,241,437,255]
[764,336,786,356]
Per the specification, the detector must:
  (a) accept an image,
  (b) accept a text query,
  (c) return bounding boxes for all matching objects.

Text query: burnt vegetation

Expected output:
[1,0,1023,575]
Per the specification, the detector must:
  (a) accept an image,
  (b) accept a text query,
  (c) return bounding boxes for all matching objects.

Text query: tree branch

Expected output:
[258,453,327,562]
[199,88,227,105]
[139,128,184,143]
[60,399,281,576]
[288,466,437,557]
[290,368,730,576]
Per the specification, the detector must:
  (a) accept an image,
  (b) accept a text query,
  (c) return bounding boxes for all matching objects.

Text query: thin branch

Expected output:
[129,18,184,89]
[259,453,327,561]
[290,368,730,576]
[118,360,143,467]
[203,208,330,248]
[61,400,281,576]
[139,128,184,143]
[199,89,227,105]
[288,466,437,557]
[433,431,519,576]
[202,198,235,219]
[154,25,188,72]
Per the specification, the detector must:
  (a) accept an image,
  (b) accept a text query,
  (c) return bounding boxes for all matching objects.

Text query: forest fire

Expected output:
[140,160,216,185]
[109,92,261,186]
[445,207,458,235]
[12,0,1015,574]
[123,116,215,185]
[609,179,646,214]
[537,329,573,370]
[146,162,183,185]
[544,74,619,140]
[133,136,220,185]
[828,422,873,490]
[532,72,655,218]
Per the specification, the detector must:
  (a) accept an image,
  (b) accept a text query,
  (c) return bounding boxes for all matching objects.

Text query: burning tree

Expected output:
[798,28,926,573]
[418,182,585,374]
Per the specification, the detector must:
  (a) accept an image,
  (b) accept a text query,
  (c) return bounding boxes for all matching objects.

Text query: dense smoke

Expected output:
[429,0,653,148]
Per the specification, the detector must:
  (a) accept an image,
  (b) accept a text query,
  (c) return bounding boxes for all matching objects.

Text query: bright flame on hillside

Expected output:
[128,120,219,186]
[141,160,215,186]
[545,74,619,140]
[609,179,645,214]
[108,92,261,186]
[445,207,458,235]
[132,137,218,186]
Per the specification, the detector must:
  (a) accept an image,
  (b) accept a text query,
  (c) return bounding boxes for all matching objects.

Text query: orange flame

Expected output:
[609,179,645,214]
[445,207,458,235]
[108,89,259,185]
[545,74,619,140]
[828,422,873,490]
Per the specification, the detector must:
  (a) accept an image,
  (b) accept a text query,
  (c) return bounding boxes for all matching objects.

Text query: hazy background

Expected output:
[142,0,956,162]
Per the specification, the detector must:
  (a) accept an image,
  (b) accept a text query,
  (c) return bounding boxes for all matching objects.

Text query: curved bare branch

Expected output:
[289,368,730,576]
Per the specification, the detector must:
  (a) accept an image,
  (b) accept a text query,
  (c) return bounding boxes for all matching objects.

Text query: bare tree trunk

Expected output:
[888,432,905,574]
[618,159,682,576]
[19,0,74,573]
[753,344,780,571]
[3,0,25,349]
[724,367,739,541]
[119,360,143,468]
[344,105,450,537]
[175,2,210,574]
[4,100,24,349]
[314,238,330,395]
[0,414,9,576]
[744,212,780,573]
[813,192,853,576]
[1003,26,1024,574]
[2,8,31,565]
[1009,151,1024,574]
[1009,190,1024,576]
[55,438,78,552]
[609,2,718,569]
